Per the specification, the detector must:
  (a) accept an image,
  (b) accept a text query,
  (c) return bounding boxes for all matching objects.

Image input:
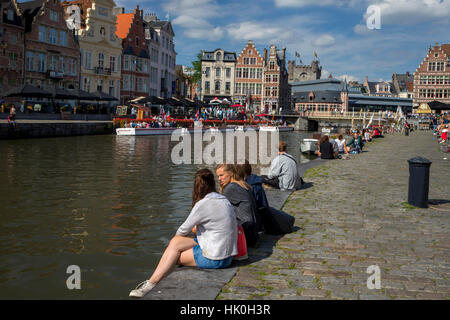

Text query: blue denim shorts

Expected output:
[192,237,232,269]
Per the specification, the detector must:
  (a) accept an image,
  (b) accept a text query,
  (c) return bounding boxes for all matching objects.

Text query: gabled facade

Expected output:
[143,13,176,98]
[0,0,24,96]
[235,40,264,111]
[263,45,290,113]
[413,42,450,109]
[115,5,150,103]
[19,0,79,91]
[363,76,396,97]
[62,0,122,100]
[201,48,236,103]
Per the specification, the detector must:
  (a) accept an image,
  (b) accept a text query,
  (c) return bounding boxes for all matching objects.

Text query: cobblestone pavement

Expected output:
[218,131,450,300]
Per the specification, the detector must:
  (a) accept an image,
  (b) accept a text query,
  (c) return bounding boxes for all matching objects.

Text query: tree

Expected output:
[187,51,202,85]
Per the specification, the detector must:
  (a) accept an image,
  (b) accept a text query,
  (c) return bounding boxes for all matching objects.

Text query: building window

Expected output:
[85,51,91,69]
[226,68,231,78]
[235,83,241,94]
[59,57,65,73]
[49,28,57,44]
[205,81,210,93]
[38,53,46,72]
[124,56,129,70]
[225,82,230,93]
[428,62,436,71]
[83,77,90,91]
[273,74,278,82]
[8,52,17,68]
[215,81,220,92]
[123,75,130,90]
[50,10,58,22]
[256,83,262,94]
[98,7,108,16]
[97,79,103,92]
[251,58,256,65]
[216,52,221,61]
[39,26,46,42]
[7,9,14,21]
[117,55,121,72]
[100,27,106,36]
[265,74,271,82]
[272,86,278,97]
[59,31,67,46]
[216,67,220,77]
[243,68,249,78]
[109,80,114,96]
[265,86,271,97]
[205,67,210,77]
[26,51,34,71]
[110,56,115,72]
[250,68,255,79]
[136,37,139,46]
[244,57,249,64]
[236,68,241,78]
[98,53,104,68]
[257,68,262,79]
[270,61,275,70]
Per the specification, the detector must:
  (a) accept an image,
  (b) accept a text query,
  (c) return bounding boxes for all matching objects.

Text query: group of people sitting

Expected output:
[316,128,383,159]
[129,141,303,298]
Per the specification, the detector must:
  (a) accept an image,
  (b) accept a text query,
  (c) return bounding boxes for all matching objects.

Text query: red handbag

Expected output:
[233,225,248,260]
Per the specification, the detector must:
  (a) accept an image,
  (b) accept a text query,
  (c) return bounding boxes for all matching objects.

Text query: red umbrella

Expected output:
[231,104,244,108]
[256,113,270,117]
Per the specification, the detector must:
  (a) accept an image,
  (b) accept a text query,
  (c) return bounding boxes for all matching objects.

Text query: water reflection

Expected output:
[0,131,316,299]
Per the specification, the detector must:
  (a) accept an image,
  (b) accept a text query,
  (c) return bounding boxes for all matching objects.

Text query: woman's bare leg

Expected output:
[149,235,197,284]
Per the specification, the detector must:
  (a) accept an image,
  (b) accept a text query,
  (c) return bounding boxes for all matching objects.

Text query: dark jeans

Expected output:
[261,175,279,189]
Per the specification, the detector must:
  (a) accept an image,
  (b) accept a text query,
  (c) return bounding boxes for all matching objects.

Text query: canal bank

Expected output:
[0,120,114,139]
[218,131,450,300]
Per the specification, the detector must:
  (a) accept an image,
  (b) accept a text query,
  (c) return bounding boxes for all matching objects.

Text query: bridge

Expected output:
[271,111,395,131]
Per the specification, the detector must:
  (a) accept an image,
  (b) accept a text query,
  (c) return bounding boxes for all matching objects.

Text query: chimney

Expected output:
[263,48,267,61]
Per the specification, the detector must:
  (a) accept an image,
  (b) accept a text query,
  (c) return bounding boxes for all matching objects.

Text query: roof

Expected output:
[441,44,450,56]
[123,45,136,56]
[291,78,345,93]
[294,90,342,104]
[115,13,134,39]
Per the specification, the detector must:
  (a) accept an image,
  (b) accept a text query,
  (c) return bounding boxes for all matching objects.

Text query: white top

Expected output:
[336,139,346,152]
[176,192,238,260]
[268,153,302,191]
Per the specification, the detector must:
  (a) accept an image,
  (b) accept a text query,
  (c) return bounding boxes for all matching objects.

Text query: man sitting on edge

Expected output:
[261,141,303,191]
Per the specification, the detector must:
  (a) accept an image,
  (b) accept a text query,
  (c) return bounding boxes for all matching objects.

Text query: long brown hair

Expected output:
[192,169,217,208]
[216,163,251,192]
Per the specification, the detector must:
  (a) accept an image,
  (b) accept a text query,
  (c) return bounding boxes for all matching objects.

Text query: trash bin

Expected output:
[407,157,432,208]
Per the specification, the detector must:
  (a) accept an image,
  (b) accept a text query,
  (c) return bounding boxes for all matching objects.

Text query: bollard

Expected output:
[407,157,432,208]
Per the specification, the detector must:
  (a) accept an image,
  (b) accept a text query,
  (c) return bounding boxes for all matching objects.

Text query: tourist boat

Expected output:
[116,127,184,136]
[259,126,294,132]
[300,138,318,154]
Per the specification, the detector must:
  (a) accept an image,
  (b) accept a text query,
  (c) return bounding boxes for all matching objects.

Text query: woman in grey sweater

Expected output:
[129,169,238,298]
[216,164,259,247]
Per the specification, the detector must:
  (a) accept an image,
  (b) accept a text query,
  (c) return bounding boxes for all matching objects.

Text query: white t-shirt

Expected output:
[336,139,346,152]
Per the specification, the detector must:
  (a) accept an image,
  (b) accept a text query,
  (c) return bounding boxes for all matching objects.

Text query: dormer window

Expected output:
[100,27,105,36]
[216,52,222,61]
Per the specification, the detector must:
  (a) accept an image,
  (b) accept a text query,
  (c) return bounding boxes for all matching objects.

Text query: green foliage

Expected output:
[187,51,203,85]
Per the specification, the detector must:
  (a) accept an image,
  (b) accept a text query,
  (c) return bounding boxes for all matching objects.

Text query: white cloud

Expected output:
[162,0,225,40]
[336,74,360,82]
[312,34,335,47]
[226,21,292,43]
[274,0,358,7]
[364,0,450,25]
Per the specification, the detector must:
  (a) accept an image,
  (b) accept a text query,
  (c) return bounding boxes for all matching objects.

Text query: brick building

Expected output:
[115,5,150,104]
[0,0,24,98]
[413,42,450,110]
[18,0,79,91]
[235,40,264,112]
[263,44,290,113]
[62,0,122,100]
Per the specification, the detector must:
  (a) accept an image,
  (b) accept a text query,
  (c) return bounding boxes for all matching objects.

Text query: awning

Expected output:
[2,84,53,98]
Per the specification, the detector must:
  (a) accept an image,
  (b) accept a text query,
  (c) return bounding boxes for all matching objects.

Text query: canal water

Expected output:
[0,131,317,299]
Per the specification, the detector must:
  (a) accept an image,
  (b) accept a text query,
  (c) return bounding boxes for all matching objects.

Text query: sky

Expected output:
[31,0,450,83]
